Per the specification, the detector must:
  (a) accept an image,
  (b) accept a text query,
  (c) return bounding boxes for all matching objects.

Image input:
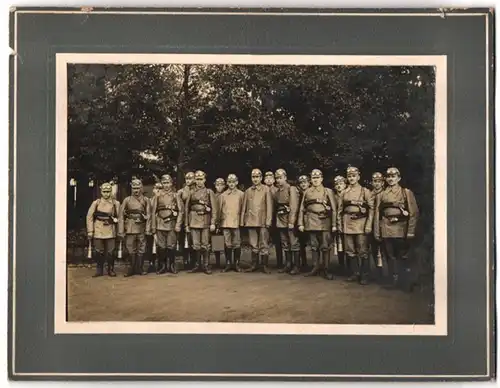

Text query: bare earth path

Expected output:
[68,255,434,325]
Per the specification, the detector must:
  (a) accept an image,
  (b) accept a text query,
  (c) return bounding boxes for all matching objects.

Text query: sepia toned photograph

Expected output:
[56,54,446,334]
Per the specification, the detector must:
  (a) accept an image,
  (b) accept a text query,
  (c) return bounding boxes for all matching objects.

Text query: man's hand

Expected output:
[175,226,181,233]
[288,223,294,230]
[210,224,216,232]
[298,226,305,232]
[186,227,191,233]
[374,235,382,242]
[365,227,372,235]
[87,233,93,241]
[406,234,415,240]
[332,226,337,233]
[265,224,271,229]
[151,229,156,235]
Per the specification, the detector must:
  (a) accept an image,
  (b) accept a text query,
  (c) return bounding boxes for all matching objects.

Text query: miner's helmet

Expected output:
[334,175,346,184]
[131,179,143,188]
[346,166,359,175]
[215,177,225,185]
[311,169,323,178]
[227,174,238,183]
[274,168,286,178]
[251,169,262,177]
[372,172,384,181]
[386,167,401,177]
[298,175,309,183]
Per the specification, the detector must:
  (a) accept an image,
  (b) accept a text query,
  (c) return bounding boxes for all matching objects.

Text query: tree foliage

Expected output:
[68,63,434,213]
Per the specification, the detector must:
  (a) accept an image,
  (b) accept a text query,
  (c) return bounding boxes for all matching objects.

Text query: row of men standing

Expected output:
[86,165,419,290]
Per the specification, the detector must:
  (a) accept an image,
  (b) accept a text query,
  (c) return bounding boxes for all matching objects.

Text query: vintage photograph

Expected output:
[60,55,441,330]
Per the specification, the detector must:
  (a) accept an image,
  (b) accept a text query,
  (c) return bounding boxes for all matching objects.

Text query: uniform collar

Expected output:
[388,184,401,193]
[311,184,324,192]
[252,184,263,191]
[195,186,206,192]
[278,182,289,191]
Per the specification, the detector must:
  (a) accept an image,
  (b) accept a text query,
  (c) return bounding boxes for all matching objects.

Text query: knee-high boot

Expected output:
[304,250,320,277]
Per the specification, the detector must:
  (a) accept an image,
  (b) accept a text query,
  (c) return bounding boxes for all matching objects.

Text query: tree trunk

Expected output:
[177,65,191,187]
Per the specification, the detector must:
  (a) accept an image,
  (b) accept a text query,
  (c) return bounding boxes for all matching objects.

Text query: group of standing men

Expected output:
[86,165,419,291]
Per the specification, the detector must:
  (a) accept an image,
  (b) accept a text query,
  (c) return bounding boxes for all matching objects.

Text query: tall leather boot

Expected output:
[337,252,346,275]
[147,259,156,273]
[234,247,242,272]
[262,254,271,274]
[278,251,292,273]
[323,250,334,280]
[347,256,359,282]
[203,250,212,274]
[222,248,233,273]
[245,252,259,272]
[289,251,301,275]
[384,258,398,289]
[136,254,147,275]
[275,236,283,269]
[169,249,178,274]
[124,253,136,277]
[188,250,202,273]
[300,245,308,269]
[214,251,221,268]
[338,251,346,271]
[359,256,370,285]
[106,252,116,277]
[182,249,190,270]
[305,250,320,277]
[92,252,104,278]
[156,248,167,274]
[399,259,415,293]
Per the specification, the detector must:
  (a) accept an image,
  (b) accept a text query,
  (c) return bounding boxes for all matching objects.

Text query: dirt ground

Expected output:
[68,249,434,325]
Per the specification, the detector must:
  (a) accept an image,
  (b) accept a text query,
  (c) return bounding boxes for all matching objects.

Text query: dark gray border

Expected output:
[8,8,496,381]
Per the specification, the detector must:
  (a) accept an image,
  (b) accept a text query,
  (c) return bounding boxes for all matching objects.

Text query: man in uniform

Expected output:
[151,174,183,274]
[298,169,337,279]
[185,170,218,274]
[177,171,195,269]
[374,167,419,292]
[86,182,120,277]
[274,169,301,275]
[218,174,245,272]
[338,167,374,285]
[241,169,273,273]
[147,182,164,273]
[333,175,347,275]
[213,177,226,268]
[264,171,283,269]
[297,175,310,270]
[370,172,386,282]
[118,179,152,277]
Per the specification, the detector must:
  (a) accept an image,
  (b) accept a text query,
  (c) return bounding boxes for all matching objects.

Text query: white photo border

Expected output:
[55,53,447,336]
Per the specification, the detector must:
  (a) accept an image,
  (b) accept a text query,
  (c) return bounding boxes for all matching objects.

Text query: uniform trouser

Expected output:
[298,231,308,265]
[308,231,332,252]
[279,228,300,251]
[344,234,370,276]
[223,228,241,249]
[93,238,115,256]
[248,227,270,255]
[383,238,410,278]
[156,229,178,250]
[270,227,283,263]
[146,234,154,263]
[125,233,146,254]
[191,228,211,251]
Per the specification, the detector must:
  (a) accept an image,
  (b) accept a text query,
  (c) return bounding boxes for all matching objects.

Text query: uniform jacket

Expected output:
[219,188,245,228]
[118,195,151,235]
[150,188,184,232]
[274,183,299,228]
[185,186,218,228]
[241,184,273,227]
[298,185,337,231]
[86,197,120,239]
[177,185,194,204]
[374,184,419,239]
[370,188,384,230]
[339,184,374,234]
